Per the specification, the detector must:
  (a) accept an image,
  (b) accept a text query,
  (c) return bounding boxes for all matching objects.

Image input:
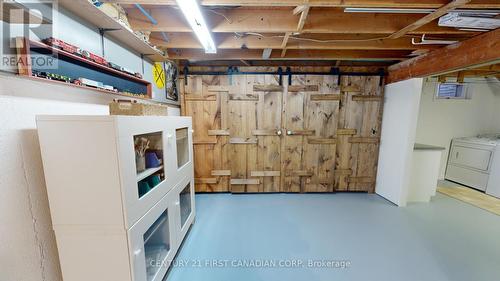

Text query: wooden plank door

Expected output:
[281,74,340,192]
[182,75,229,192]
[224,74,283,193]
[181,71,383,193]
[336,76,383,192]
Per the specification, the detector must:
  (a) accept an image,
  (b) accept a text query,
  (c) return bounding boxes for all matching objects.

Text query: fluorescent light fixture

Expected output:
[176,0,216,54]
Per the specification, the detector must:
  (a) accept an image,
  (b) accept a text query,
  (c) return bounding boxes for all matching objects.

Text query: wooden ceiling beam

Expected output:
[168,49,411,60]
[388,0,472,39]
[149,33,443,50]
[104,0,500,9]
[386,28,500,83]
[182,60,394,67]
[126,8,474,35]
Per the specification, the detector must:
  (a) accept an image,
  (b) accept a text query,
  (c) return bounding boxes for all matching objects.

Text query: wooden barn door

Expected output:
[181,72,383,193]
[281,74,383,193]
[281,75,340,192]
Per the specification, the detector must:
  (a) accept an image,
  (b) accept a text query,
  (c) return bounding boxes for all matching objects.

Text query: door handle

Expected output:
[456,151,459,159]
[277,130,282,136]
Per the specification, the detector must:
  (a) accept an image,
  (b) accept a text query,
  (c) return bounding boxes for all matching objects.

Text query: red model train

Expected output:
[43,37,82,56]
[42,37,142,79]
[81,50,108,66]
[43,37,108,66]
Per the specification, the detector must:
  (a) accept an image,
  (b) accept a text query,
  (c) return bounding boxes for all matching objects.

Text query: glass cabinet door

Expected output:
[129,192,177,281]
[179,183,192,229]
[143,210,171,281]
[134,132,166,199]
[173,178,195,242]
[175,128,190,168]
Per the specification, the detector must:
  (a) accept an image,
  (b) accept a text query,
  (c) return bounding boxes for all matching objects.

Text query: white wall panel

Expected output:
[376,78,423,206]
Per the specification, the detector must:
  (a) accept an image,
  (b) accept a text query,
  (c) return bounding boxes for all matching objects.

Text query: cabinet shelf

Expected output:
[137,166,164,182]
[58,0,167,61]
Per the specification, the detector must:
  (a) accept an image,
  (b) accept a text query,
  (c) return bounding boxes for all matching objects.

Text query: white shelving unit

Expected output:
[36,115,194,281]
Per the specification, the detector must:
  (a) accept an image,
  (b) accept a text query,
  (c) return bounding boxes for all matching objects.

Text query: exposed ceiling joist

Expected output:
[149,33,441,51]
[182,60,396,67]
[168,49,411,60]
[103,0,500,9]
[126,8,474,35]
[387,28,500,83]
[388,0,472,39]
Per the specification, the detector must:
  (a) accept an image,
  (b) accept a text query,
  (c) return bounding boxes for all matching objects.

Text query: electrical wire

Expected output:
[208,9,233,24]
[235,31,401,43]
[209,10,466,44]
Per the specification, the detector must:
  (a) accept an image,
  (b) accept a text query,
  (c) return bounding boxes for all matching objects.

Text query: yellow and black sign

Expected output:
[152,62,165,89]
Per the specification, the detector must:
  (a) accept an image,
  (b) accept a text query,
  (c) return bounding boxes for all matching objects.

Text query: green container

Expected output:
[138,181,151,198]
[149,175,161,188]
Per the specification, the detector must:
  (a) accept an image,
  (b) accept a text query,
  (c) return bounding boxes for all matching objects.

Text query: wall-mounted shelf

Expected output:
[1,1,52,24]
[16,37,153,99]
[58,0,167,62]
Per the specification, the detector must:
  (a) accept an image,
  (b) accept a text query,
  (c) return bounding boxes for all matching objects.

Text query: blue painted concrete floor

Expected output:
[166,193,500,281]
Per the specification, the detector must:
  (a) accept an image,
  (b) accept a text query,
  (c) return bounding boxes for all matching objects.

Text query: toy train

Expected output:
[32,70,71,83]
[81,50,108,66]
[108,62,143,79]
[31,70,147,97]
[42,38,82,56]
[73,78,118,93]
[42,37,143,79]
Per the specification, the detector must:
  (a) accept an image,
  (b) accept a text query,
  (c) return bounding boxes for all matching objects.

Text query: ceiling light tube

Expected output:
[176,0,216,54]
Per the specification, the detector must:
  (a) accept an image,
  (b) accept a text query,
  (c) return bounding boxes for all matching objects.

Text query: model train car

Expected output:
[74,78,118,93]
[81,50,108,66]
[108,61,143,79]
[43,37,82,56]
[32,70,72,83]
[43,37,109,67]
[74,78,104,89]
[108,62,122,72]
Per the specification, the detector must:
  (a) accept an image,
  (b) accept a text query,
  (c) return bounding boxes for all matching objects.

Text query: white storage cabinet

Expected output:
[36,115,195,281]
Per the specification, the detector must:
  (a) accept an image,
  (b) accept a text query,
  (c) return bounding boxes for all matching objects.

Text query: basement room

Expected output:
[1,1,500,281]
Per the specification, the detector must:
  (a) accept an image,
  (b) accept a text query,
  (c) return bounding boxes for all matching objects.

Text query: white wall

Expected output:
[376,78,423,207]
[415,79,500,179]
[0,5,177,281]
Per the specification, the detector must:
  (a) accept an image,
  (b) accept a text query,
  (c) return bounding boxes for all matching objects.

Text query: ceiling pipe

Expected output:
[344,8,499,14]
[134,4,170,43]
[412,34,458,45]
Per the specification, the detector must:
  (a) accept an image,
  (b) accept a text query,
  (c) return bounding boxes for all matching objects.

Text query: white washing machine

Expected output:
[445,134,500,198]
[486,143,500,198]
